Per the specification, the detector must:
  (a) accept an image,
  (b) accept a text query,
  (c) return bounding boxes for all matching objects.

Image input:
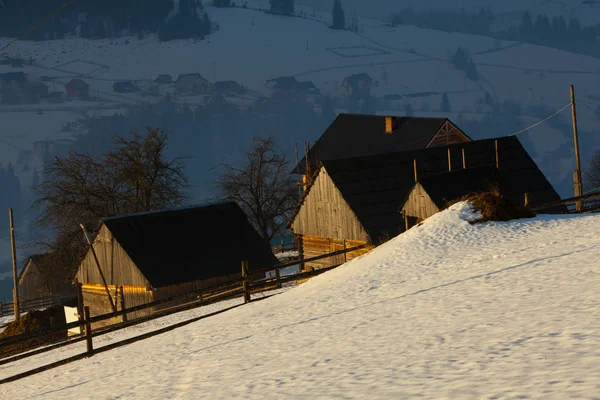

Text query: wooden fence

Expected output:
[0,244,368,384]
[533,191,600,213]
[1,293,77,318]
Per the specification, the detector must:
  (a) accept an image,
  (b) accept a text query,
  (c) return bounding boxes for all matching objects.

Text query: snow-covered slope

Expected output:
[2,203,600,398]
[3,5,600,198]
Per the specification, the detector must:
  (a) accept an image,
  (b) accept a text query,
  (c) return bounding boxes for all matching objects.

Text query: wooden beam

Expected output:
[462,148,466,169]
[447,148,451,172]
[9,208,19,321]
[413,159,418,182]
[495,140,499,169]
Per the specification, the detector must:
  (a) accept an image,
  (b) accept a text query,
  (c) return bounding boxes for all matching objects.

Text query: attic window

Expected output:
[385,116,393,134]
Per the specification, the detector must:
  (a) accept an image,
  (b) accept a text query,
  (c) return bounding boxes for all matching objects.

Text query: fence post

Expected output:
[0,302,3,317]
[524,192,530,207]
[275,268,282,289]
[241,261,250,304]
[119,286,127,323]
[75,279,84,335]
[84,306,93,356]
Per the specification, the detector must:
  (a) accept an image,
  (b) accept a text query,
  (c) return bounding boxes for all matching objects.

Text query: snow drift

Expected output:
[2,202,600,398]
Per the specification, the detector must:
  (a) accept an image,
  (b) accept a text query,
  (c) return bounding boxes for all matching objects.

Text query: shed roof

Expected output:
[101,202,278,288]
[66,79,89,88]
[408,166,515,209]
[175,73,208,84]
[296,114,456,174]
[291,136,562,242]
[18,253,78,287]
[344,73,373,85]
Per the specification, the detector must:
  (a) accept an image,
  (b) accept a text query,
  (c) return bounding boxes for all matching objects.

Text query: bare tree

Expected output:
[33,127,189,274]
[217,137,298,242]
[585,149,600,191]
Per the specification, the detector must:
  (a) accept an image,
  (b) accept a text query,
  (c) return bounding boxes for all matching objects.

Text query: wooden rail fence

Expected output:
[1,293,77,318]
[0,244,368,385]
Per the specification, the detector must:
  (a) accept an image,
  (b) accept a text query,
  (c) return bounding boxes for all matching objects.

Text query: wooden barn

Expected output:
[18,253,76,302]
[401,166,518,221]
[75,202,278,329]
[288,137,562,270]
[342,73,373,98]
[296,114,472,189]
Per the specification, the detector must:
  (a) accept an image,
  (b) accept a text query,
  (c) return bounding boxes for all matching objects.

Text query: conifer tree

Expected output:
[331,0,345,30]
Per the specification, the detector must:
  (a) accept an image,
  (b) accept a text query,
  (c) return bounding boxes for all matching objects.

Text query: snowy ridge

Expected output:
[2,202,600,398]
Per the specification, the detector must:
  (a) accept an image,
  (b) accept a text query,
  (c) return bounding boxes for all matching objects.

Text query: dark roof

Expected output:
[0,72,26,84]
[409,166,515,209]
[214,80,242,88]
[175,73,207,83]
[292,136,562,242]
[297,114,459,174]
[101,202,278,288]
[266,76,297,84]
[66,79,89,88]
[297,81,319,92]
[344,73,373,85]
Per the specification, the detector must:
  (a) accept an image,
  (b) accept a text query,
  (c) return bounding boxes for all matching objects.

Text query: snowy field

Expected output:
[2,202,600,398]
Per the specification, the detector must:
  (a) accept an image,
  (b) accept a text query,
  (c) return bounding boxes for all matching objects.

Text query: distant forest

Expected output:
[0,0,212,41]
[390,8,600,58]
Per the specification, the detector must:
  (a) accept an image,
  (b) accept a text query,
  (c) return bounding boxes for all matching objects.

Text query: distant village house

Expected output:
[175,73,211,95]
[66,79,90,99]
[342,73,373,98]
[113,81,137,93]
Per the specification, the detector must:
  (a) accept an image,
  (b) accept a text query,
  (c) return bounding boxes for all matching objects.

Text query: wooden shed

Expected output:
[401,166,516,221]
[288,137,562,271]
[75,202,278,328]
[18,253,76,302]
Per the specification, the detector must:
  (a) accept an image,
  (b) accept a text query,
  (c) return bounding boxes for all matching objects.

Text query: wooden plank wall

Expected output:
[82,284,153,330]
[301,235,371,270]
[76,224,150,288]
[291,167,370,242]
[18,260,41,301]
[153,273,238,311]
[401,183,440,220]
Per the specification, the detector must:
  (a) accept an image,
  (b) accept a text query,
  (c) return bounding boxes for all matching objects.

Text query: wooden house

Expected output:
[214,80,245,94]
[296,114,472,188]
[66,79,90,99]
[288,137,562,271]
[265,76,297,90]
[18,253,76,302]
[342,73,373,98]
[174,73,211,95]
[401,166,516,221]
[113,81,137,93]
[75,202,278,328]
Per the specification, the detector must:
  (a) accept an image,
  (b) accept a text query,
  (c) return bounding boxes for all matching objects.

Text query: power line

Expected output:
[507,102,572,137]
[580,102,600,117]
[0,0,74,55]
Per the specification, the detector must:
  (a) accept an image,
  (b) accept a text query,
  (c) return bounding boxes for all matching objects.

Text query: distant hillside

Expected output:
[1,3,600,218]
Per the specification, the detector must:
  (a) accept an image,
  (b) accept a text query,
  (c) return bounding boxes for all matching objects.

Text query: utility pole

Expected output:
[570,85,583,211]
[9,208,20,321]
